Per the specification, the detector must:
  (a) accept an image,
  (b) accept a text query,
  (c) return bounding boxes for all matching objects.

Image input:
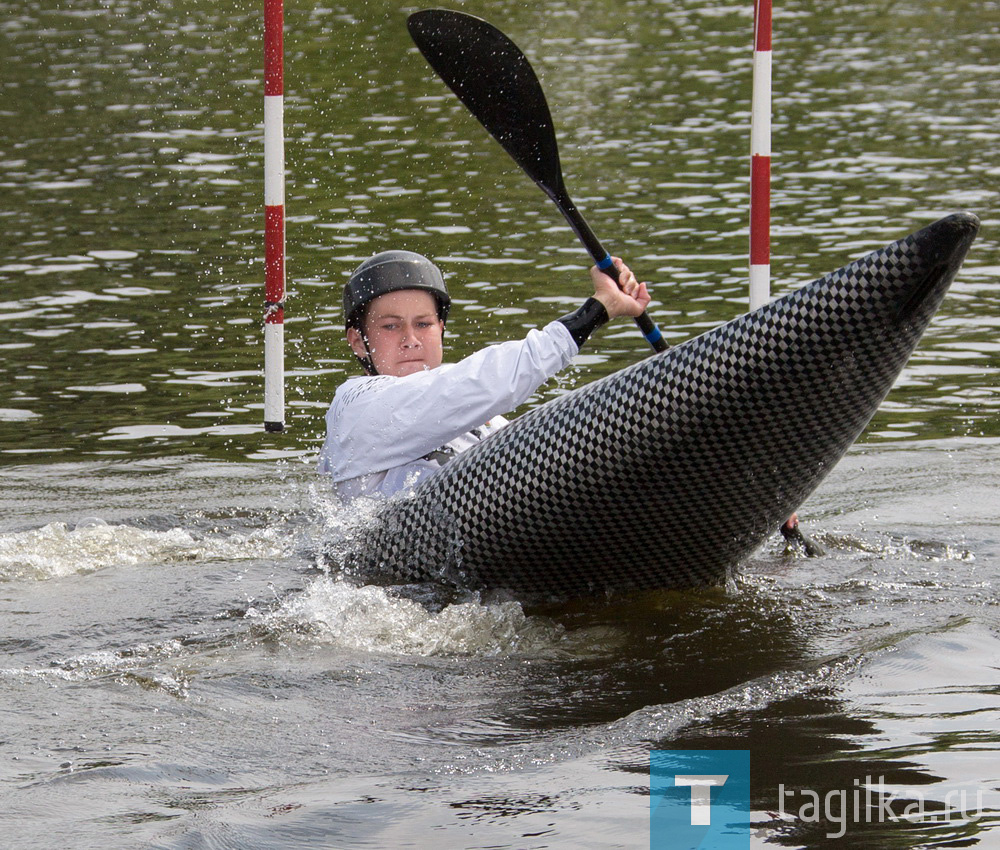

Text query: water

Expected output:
[2,0,999,846]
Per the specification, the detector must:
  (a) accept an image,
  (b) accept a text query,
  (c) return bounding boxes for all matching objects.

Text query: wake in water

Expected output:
[0,516,290,581]
[248,575,626,659]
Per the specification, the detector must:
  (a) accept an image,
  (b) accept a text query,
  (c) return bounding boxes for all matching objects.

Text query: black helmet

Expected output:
[343,250,451,331]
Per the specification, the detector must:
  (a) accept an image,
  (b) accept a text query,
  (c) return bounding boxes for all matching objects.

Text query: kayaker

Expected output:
[318,250,650,502]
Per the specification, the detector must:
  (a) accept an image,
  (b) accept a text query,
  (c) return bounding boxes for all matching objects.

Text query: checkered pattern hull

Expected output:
[344,214,979,597]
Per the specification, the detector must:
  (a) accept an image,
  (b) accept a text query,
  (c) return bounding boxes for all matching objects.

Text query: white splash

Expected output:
[257,577,619,659]
[0,519,289,581]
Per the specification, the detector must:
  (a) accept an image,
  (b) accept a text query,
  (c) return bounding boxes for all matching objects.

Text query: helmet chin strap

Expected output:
[358,334,379,376]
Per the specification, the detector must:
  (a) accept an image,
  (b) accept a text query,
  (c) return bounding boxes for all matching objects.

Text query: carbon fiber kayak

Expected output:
[341,213,979,597]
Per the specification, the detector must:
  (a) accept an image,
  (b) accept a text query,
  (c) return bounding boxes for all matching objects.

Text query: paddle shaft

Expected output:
[548,186,667,351]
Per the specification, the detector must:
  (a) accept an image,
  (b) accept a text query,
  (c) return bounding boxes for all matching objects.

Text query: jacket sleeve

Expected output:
[318,321,577,482]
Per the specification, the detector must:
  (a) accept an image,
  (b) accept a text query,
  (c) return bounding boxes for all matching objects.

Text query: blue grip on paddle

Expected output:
[644,325,664,346]
[597,253,614,270]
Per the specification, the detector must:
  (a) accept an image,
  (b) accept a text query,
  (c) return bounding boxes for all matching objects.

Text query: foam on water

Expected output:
[0,518,290,581]
[254,576,622,659]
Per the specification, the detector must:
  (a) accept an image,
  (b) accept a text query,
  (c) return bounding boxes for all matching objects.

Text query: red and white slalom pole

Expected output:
[749,0,771,311]
[263,0,285,432]
[752,1,823,555]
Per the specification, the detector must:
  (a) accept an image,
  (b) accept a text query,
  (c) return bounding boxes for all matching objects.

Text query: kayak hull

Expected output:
[341,214,979,597]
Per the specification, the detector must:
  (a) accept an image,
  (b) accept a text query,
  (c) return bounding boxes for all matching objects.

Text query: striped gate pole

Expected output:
[752,1,822,553]
[263,0,285,432]
[749,0,772,311]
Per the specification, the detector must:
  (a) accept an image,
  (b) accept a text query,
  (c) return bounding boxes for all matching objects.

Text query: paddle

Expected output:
[780,515,825,557]
[407,9,669,353]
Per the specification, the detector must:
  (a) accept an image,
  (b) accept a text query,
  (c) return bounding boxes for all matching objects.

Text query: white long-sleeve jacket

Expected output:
[317,321,578,501]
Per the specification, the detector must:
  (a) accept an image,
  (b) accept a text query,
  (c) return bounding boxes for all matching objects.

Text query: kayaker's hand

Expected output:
[590,258,651,319]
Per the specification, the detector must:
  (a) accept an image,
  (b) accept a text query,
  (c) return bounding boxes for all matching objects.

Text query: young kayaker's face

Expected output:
[347,289,445,377]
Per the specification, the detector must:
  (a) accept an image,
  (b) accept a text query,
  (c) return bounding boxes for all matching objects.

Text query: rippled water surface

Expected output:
[2,0,999,847]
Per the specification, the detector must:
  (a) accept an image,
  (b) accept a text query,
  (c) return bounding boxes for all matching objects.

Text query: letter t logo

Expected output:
[674,775,729,825]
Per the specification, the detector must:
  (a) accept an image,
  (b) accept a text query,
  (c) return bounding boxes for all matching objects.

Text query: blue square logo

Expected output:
[650,750,751,850]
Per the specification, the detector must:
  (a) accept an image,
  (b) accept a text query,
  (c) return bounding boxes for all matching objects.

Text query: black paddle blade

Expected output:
[407,9,565,198]
[408,8,670,354]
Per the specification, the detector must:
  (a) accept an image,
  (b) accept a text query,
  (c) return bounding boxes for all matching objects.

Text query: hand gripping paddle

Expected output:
[407,9,669,353]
